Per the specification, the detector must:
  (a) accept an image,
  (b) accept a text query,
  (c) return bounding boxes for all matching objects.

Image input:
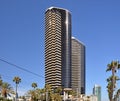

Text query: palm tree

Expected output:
[45,84,52,101]
[106,61,120,101]
[116,89,120,96]
[54,87,62,94]
[13,76,21,100]
[30,83,38,101]
[0,76,2,86]
[107,81,113,101]
[1,82,13,99]
[27,90,36,101]
[50,86,63,101]
[39,88,45,101]
[26,88,44,101]
[34,88,41,100]
[0,76,2,91]
[51,93,62,101]
[31,82,37,89]
[45,84,52,92]
[113,88,120,101]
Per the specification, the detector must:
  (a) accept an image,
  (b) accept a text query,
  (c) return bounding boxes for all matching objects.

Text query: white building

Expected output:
[82,95,98,101]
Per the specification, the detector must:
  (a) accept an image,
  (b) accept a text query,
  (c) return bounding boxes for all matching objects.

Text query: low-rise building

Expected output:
[81,95,97,101]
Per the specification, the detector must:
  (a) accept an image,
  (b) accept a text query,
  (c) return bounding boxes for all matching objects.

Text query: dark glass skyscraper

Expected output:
[71,37,85,94]
[45,7,71,88]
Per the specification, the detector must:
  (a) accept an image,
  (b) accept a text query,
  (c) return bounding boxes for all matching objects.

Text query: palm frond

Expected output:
[118,64,120,69]
[106,67,111,72]
[106,63,112,72]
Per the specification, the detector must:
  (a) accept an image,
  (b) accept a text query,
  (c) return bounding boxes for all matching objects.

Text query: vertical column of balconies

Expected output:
[45,9,62,87]
[54,12,62,86]
[45,7,72,89]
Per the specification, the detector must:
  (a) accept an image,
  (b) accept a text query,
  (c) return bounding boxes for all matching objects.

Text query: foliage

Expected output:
[26,84,65,101]
[0,75,2,86]
[31,82,37,89]
[106,61,120,101]
[0,97,4,100]
[68,90,77,96]
[27,83,44,101]
[0,74,78,101]
[1,82,13,98]
[5,99,12,101]
[113,88,120,100]
[13,76,21,100]
[0,97,12,101]
[13,76,21,84]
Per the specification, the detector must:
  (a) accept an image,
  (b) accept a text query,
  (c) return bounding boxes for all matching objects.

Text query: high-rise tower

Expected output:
[93,84,101,101]
[45,7,72,88]
[71,37,85,94]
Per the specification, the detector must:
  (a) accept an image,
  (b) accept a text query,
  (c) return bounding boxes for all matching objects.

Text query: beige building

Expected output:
[45,7,72,88]
[71,37,85,94]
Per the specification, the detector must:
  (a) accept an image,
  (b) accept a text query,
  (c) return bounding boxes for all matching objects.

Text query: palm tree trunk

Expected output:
[15,83,18,101]
[112,67,115,100]
[110,94,113,101]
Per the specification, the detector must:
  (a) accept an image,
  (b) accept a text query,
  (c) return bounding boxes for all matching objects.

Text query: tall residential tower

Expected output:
[71,37,85,94]
[45,7,72,88]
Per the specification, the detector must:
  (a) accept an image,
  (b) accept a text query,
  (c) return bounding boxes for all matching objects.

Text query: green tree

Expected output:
[45,84,52,101]
[106,61,120,101]
[54,87,62,94]
[29,82,38,101]
[45,84,52,92]
[39,88,46,101]
[13,76,21,100]
[27,90,36,101]
[0,76,3,91]
[51,93,62,101]
[113,88,120,101]
[35,88,46,101]
[68,89,77,97]
[116,89,120,96]
[51,87,63,101]
[27,88,45,101]
[0,75,2,86]
[31,82,37,89]
[1,82,13,99]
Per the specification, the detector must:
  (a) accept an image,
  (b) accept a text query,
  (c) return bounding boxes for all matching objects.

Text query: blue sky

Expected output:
[0,0,120,100]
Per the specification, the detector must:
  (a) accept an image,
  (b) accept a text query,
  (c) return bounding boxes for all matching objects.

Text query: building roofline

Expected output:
[45,6,71,14]
[94,84,101,87]
[72,37,85,46]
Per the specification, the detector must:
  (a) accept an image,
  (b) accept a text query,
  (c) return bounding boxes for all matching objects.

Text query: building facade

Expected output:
[93,84,101,101]
[45,7,72,88]
[71,37,85,94]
